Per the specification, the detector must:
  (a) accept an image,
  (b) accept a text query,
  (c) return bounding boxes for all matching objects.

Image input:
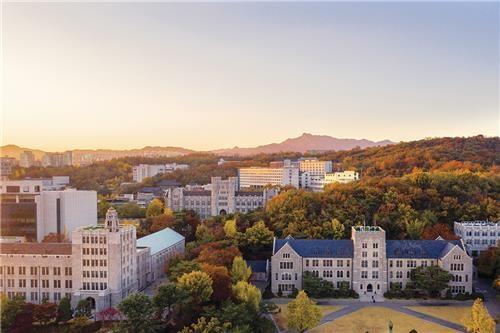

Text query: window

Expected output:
[361,271,368,279]
[42,280,49,288]
[53,267,61,276]
[312,260,319,267]
[336,260,342,267]
[389,260,393,268]
[31,279,37,288]
[372,271,379,279]
[18,279,26,288]
[19,267,26,275]
[280,262,293,270]
[41,267,49,275]
[65,267,72,276]
[396,271,403,278]
[362,243,367,249]
[361,260,368,268]
[337,271,343,278]
[65,280,72,289]
[373,243,378,249]
[31,292,38,301]
[396,260,403,268]
[324,260,333,267]
[373,251,378,258]
[362,251,367,258]
[283,253,290,259]
[372,260,379,268]
[30,267,37,275]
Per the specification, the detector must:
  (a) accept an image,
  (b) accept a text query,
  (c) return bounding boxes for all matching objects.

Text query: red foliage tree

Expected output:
[10,303,34,333]
[34,302,58,325]
[421,223,459,240]
[96,307,121,322]
[201,264,232,302]
[194,242,241,268]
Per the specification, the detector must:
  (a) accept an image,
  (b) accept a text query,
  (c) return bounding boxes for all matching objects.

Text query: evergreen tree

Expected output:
[57,297,72,322]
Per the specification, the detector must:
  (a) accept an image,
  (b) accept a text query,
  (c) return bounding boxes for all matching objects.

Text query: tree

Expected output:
[195,224,215,244]
[223,219,238,238]
[330,218,345,239]
[463,298,495,333]
[410,266,452,297]
[201,264,232,302]
[286,291,322,333]
[421,223,459,240]
[57,296,73,322]
[232,281,261,312]
[74,299,92,318]
[230,256,252,284]
[180,317,231,333]
[302,271,335,298]
[117,203,146,218]
[406,219,426,240]
[177,271,213,304]
[1,295,24,331]
[153,283,191,322]
[150,214,174,233]
[10,302,34,333]
[97,307,121,322]
[34,301,58,325]
[168,260,201,282]
[477,247,499,277]
[146,198,164,218]
[117,293,158,333]
[196,243,241,269]
[237,221,274,253]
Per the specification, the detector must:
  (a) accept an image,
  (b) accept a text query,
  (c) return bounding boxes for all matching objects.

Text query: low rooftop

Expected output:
[137,227,184,255]
[0,243,72,255]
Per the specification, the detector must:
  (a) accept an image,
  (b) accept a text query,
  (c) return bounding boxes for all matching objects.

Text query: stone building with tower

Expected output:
[271,226,472,300]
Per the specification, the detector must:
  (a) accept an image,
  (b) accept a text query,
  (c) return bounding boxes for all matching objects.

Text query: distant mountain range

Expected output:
[0,134,395,161]
[211,133,395,156]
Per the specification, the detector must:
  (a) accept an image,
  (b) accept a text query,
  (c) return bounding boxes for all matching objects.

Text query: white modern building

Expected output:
[132,163,189,183]
[299,158,333,176]
[324,171,360,185]
[0,177,70,195]
[238,166,300,188]
[35,190,98,242]
[271,226,472,300]
[454,221,499,257]
[166,177,278,219]
[0,208,185,312]
[42,152,72,167]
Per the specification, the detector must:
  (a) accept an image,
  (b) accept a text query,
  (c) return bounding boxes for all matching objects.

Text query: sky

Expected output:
[2,2,499,151]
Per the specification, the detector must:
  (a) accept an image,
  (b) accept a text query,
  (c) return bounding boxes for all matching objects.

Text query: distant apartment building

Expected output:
[271,226,473,299]
[0,157,17,178]
[299,158,333,176]
[20,151,35,168]
[132,163,189,183]
[324,171,360,185]
[0,208,185,312]
[42,152,72,167]
[165,177,278,219]
[454,221,499,257]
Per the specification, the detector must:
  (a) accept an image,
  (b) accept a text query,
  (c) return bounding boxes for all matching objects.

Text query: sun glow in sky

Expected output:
[2,2,499,151]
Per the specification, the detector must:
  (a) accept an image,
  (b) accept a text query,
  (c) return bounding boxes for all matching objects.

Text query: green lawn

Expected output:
[272,304,342,331]
[406,306,471,326]
[309,306,459,333]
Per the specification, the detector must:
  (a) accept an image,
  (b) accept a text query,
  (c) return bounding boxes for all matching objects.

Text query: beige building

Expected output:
[165,177,277,218]
[271,226,472,301]
[0,208,185,312]
[238,166,300,188]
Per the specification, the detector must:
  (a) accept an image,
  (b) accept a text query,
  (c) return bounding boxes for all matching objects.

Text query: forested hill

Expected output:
[323,136,499,177]
[10,136,499,195]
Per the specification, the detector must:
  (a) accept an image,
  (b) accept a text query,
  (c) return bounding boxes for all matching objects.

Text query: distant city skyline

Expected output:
[2,2,499,151]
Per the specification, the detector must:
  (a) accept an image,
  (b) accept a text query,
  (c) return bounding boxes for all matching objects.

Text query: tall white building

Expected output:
[238,166,300,188]
[36,190,97,242]
[132,163,189,183]
[299,158,333,176]
[271,226,472,300]
[454,221,499,257]
[20,151,35,168]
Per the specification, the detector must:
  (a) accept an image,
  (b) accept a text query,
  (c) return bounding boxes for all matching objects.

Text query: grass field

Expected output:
[308,306,459,333]
[272,304,342,331]
[406,306,471,326]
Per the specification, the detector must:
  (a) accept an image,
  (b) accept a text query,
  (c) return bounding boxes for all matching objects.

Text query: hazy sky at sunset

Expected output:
[2,2,499,151]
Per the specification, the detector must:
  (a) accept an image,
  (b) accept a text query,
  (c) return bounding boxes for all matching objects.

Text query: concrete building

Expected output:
[165,177,278,219]
[0,177,69,195]
[454,221,499,257]
[42,152,72,167]
[0,208,185,313]
[35,190,98,242]
[271,226,472,300]
[0,157,17,178]
[20,151,35,168]
[238,166,300,188]
[132,163,189,183]
[324,171,360,185]
[299,158,333,176]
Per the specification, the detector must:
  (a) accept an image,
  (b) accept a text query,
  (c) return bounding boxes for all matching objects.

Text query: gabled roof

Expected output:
[246,260,268,273]
[386,240,464,259]
[274,239,353,258]
[137,228,184,255]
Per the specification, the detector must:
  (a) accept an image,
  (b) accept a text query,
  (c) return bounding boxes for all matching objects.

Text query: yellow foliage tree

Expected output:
[286,291,322,333]
[463,298,495,333]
